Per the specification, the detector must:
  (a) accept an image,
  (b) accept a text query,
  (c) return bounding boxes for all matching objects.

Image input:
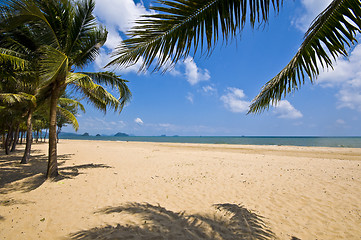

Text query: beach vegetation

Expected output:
[0,0,132,179]
[107,0,361,113]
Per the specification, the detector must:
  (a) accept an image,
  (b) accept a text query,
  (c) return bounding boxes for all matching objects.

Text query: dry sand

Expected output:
[1,140,361,239]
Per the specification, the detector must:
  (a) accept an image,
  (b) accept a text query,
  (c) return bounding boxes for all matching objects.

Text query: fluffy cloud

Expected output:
[292,0,333,31]
[317,44,361,112]
[273,100,303,119]
[134,117,144,125]
[94,0,152,72]
[95,0,149,33]
[220,87,251,113]
[184,57,211,85]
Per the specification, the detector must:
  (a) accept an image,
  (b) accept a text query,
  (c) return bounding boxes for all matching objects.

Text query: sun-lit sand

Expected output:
[1,140,361,239]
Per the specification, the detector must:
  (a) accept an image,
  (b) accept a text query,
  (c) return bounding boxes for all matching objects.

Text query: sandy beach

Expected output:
[0,140,361,239]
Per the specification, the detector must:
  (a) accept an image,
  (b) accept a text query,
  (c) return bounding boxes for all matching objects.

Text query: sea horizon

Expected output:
[58,133,361,148]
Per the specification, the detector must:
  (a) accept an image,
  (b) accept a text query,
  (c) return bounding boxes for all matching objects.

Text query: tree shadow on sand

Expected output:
[0,149,111,193]
[70,202,276,240]
[0,150,54,193]
[57,163,112,180]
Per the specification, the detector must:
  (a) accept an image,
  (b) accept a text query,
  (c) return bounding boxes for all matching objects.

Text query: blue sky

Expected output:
[63,0,361,136]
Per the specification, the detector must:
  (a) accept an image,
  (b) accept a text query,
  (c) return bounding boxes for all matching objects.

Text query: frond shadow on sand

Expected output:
[0,148,111,193]
[70,202,276,240]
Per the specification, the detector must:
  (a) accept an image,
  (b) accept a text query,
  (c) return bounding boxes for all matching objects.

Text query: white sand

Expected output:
[1,140,361,239]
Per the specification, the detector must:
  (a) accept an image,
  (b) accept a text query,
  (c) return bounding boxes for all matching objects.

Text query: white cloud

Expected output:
[273,100,303,119]
[292,0,332,31]
[95,0,150,33]
[220,87,251,113]
[134,117,144,125]
[94,0,152,73]
[186,92,194,103]
[184,57,211,85]
[318,44,361,111]
[202,85,217,95]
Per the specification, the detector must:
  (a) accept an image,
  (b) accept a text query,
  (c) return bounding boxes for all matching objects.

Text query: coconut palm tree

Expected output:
[107,0,361,113]
[1,0,131,179]
[0,43,36,159]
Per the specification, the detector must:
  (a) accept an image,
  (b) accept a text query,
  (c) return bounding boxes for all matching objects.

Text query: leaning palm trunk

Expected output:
[47,86,61,179]
[21,109,33,164]
[10,124,20,152]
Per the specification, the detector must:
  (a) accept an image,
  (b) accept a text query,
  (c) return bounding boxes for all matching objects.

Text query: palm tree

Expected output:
[107,0,361,113]
[1,0,131,179]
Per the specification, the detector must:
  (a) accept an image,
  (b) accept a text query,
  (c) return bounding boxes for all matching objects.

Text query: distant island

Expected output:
[82,132,89,137]
[114,132,129,137]
[96,134,101,137]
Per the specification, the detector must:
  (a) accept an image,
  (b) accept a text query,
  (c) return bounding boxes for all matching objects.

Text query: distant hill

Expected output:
[114,132,129,137]
[82,132,90,136]
[96,134,101,137]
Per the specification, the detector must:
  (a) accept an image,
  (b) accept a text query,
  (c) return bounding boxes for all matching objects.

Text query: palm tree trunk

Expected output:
[20,131,24,144]
[57,127,61,143]
[1,134,5,149]
[21,110,33,164]
[47,86,61,179]
[5,125,14,155]
[10,125,20,152]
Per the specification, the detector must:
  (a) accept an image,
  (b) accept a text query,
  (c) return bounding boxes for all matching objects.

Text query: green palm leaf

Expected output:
[66,0,97,54]
[0,92,36,106]
[38,45,69,88]
[0,48,28,70]
[70,27,107,68]
[107,0,281,71]
[67,72,125,113]
[1,0,60,48]
[79,71,132,107]
[249,0,361,113]
[57,105,79,131]
[58,97,86,113]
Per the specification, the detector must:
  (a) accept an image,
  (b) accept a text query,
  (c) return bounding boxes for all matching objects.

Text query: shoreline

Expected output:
[58,135,361,149]
[1,139,361,239]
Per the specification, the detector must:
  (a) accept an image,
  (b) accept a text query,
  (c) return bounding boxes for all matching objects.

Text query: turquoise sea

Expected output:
[59,134,361,148]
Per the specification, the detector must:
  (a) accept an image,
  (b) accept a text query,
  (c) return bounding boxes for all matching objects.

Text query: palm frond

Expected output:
[70,27,107,68]
[0,48,28,70]
[58,97,86,113]
[0,92,36,106]
[249,0,361,113]
[1,0,60,48]
[79,71,132,108]
[107,0,281,72]
[66,0,97,54]
[57,105,79,131]
[38,45,69,88]
[67,72,124,113]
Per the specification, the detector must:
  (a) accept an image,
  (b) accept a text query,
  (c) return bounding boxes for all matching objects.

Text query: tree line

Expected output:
[0,0,131,179]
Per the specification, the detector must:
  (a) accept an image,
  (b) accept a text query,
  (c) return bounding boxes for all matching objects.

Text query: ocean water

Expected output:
[58,135,361,148]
